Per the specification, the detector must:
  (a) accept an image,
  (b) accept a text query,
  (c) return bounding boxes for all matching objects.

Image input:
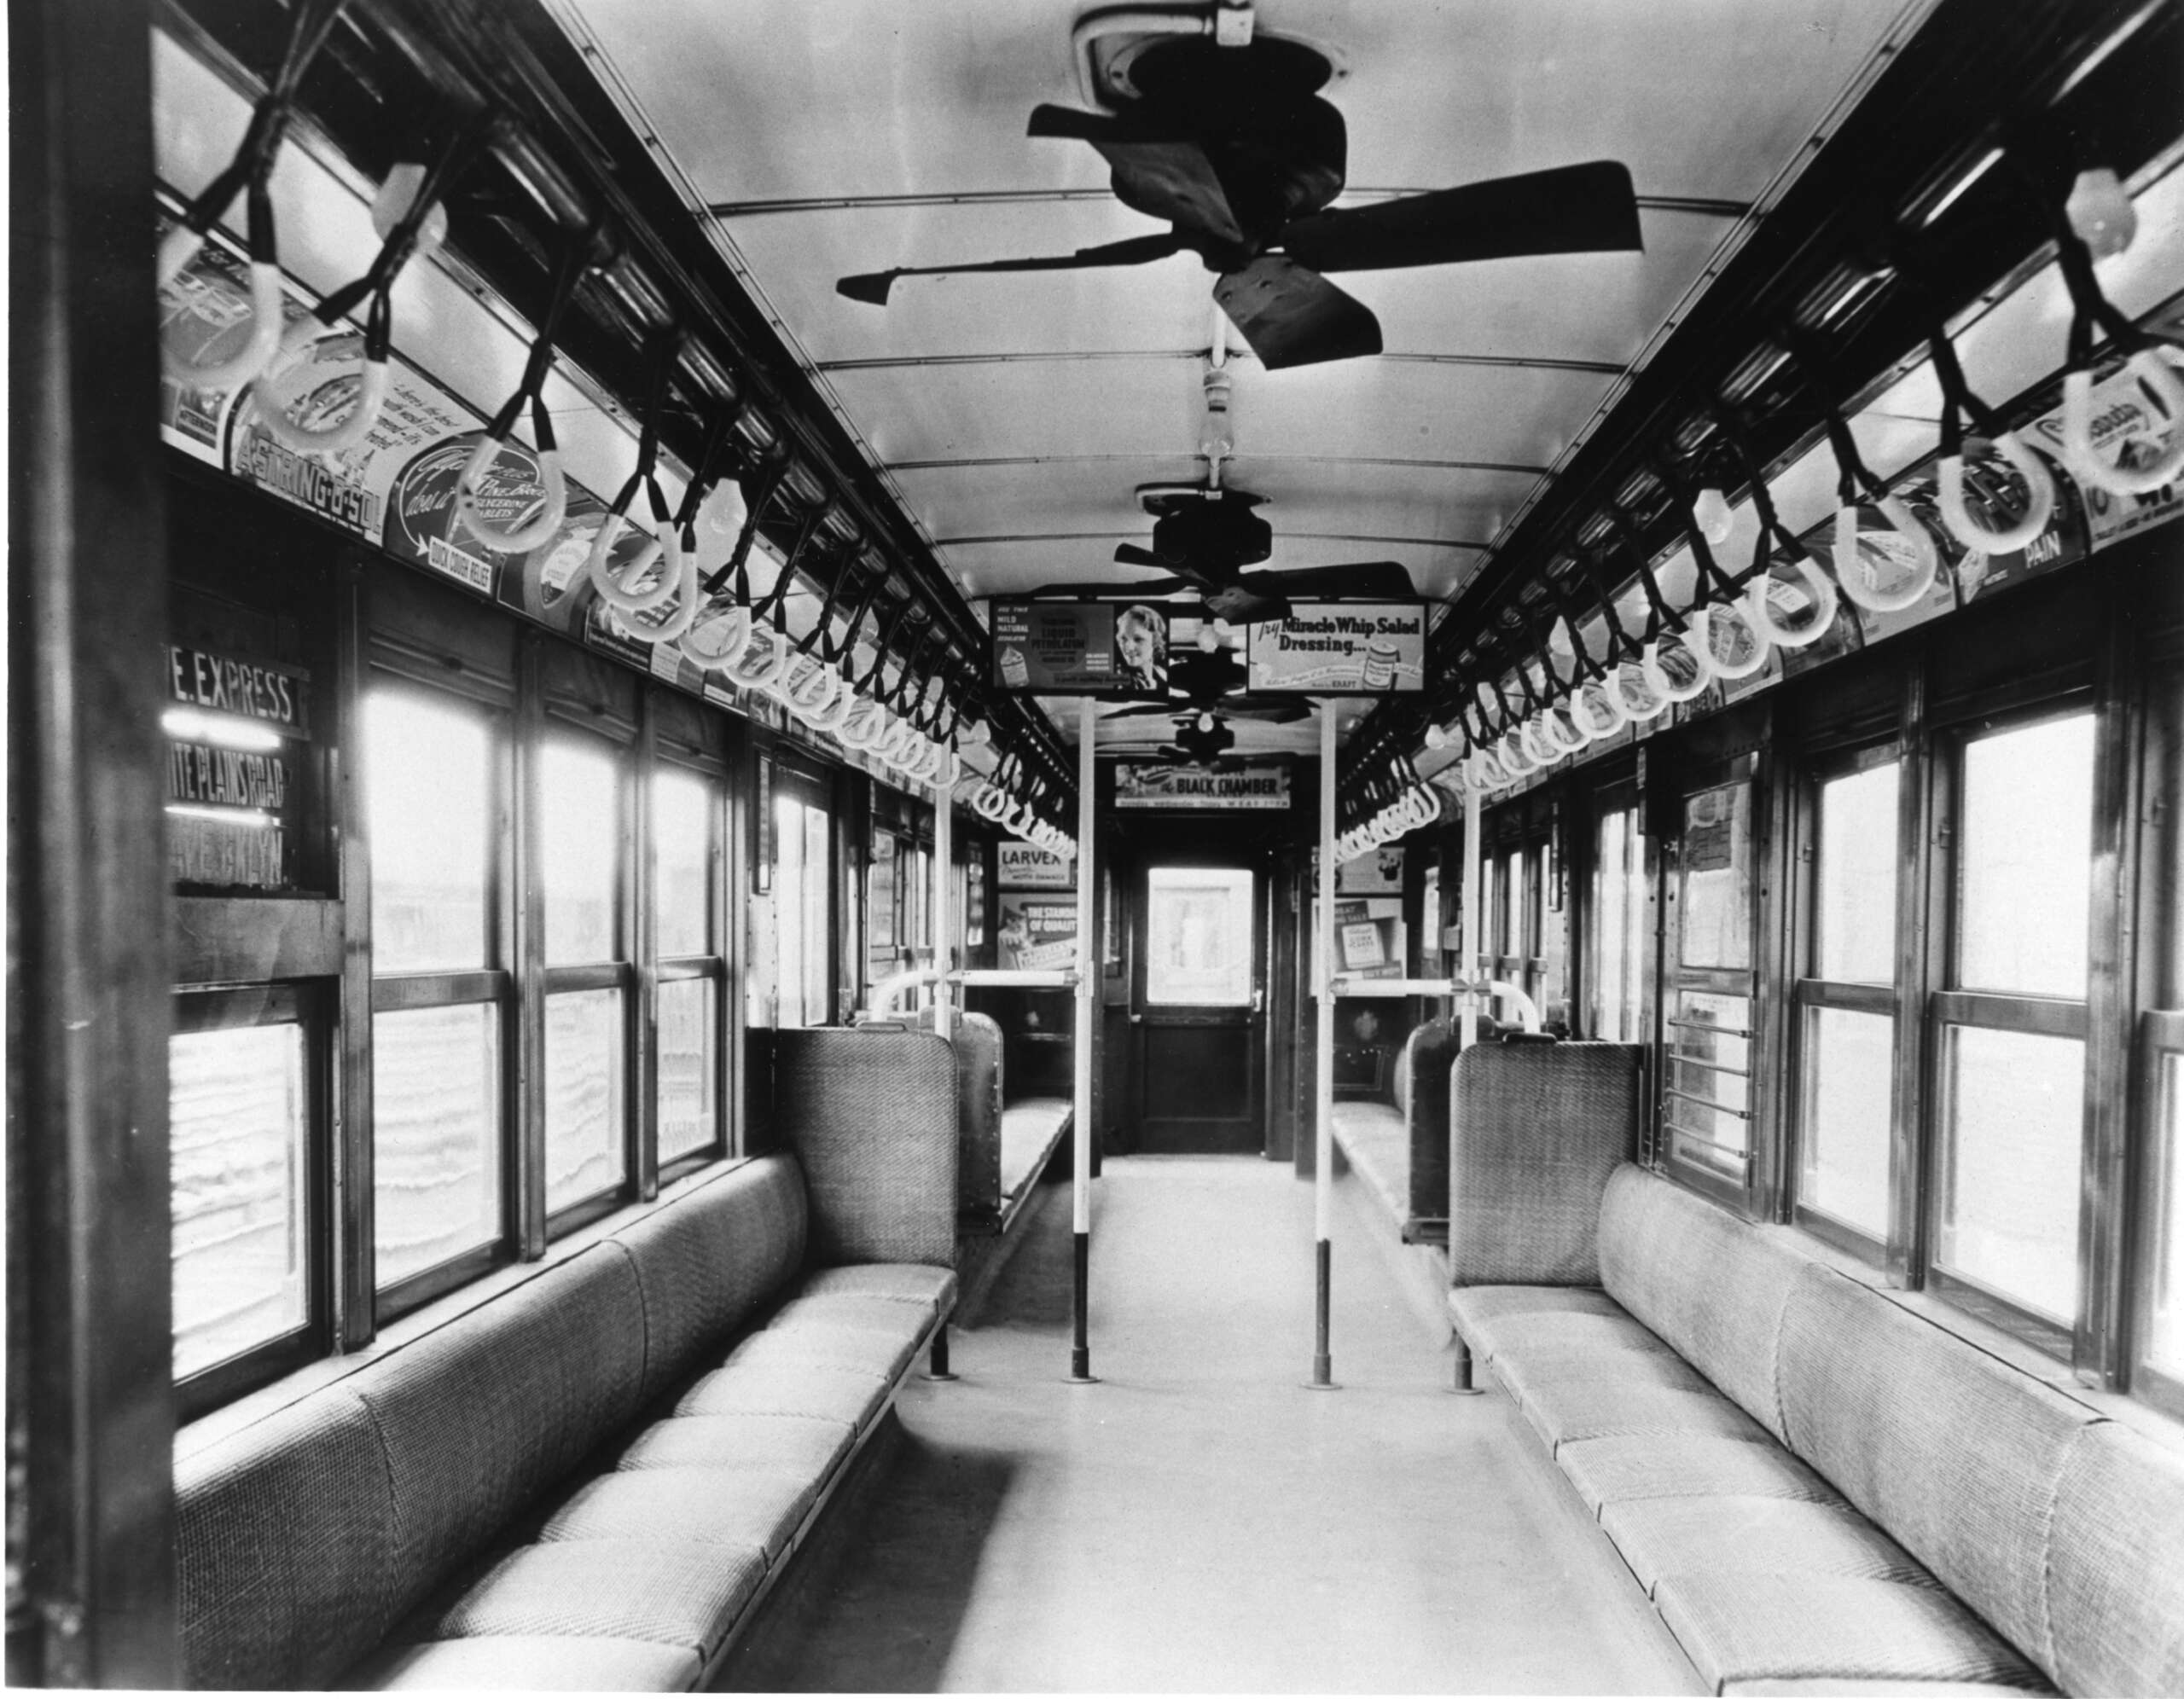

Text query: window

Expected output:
[367,688,510,1311]
[762,775,834,1029]
[1931,713,2094,1342]
[1145,867,1253,1006]
[2136,674,2184,1414]
[540,734,628,1220]
[1665,769,1758,1186]
[170,988,323,1413]
[1792,756,1900,1247]
[654,764,723,1168]
[1589,796,1648,1042]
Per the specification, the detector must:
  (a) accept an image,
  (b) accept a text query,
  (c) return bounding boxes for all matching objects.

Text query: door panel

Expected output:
[1135,864,1265,1152]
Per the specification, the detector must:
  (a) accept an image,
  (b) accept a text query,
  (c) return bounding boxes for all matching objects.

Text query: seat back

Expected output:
[1402,1018,1461,1230]
[909,1006,1006,1223]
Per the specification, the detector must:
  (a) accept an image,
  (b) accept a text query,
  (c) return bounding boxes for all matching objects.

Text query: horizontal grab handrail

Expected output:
[866,964,1081,1018]
[1327,975,1542,1033]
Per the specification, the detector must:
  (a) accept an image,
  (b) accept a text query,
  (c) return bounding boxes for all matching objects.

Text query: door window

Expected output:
[1145,867,1253,1006]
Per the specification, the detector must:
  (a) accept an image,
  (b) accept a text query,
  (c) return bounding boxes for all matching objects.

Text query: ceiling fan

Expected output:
[1154,711,1243,768]
[1103,643,1309,722]
[1029,484,1416,623]
[836,31,1643,369]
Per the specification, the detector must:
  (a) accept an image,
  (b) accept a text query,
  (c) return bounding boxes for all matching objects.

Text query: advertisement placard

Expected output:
[990,600,1172,697]
[1113,761,1291,810]
[998,844,1075,889]
[996,894,1079,972]
[1246,602,1426,694]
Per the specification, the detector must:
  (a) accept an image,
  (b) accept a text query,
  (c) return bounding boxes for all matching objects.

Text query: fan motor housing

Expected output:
[1150,493,1273,571]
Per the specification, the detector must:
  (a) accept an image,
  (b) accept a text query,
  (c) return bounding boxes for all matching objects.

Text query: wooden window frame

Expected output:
[653,747,729,1184]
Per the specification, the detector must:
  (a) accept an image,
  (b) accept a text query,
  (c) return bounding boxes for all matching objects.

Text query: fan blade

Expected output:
[1236,561,1418,600]
[1026,106,1245,245]
[838,231,1187,304]
[1025,574,1190,597]
[1113,543,1176,571]
[1203,583,1292,624]
[1282,161,1642,273]
[1213,255,1383,370]
[1105,701,1187,720]
[1225,698,1312,723]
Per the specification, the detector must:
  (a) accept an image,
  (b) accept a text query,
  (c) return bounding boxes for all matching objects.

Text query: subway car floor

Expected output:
[723,1157,1702,1694]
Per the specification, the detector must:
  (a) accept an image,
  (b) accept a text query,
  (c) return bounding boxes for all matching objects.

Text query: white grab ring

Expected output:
[1469,746,1510,791]
[837,698,886,751]
[1745,554,1838,651]
[783,653,840,716]
[458,433,567,554]
[2062,350,2184,497]
[1641,624,1715,705]
[1613,658,1670,722]
[1571,677,1629,741]
[974,782,1008,821]
[587,510,676,614]
[680,604,751,671]
[803,676,854,734]
[1518,716,1560,768]
[625,544,700,647]
[727,623,789,691]
[1833,498,1938,613]
[1937,432,2055,554]
[159,236,286,394]
[1538,704,1589,755]
[1700,597,1770,681]
[929,750,961,791]
[1497,730,1537,776]
[254,320,387,456]
[1002,800,1035,837]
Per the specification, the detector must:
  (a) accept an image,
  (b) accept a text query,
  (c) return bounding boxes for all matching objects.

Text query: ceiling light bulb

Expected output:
[2065,167,2136,259]
[1693,485,1734,546]
[1197,624,1220,652]
[1424,722,1448,749]
[370,163,449,264]
[1197,712,1217,734]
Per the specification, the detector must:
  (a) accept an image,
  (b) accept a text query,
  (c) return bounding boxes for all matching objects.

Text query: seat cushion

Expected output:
[433,1540,764,1660]
[368,1634,701,1690]
[607,1156,807,1405]
[1495,1348,1716,1422]
[677,1360,889,1430]
[730,1319,918,1382]
[543,1468,810,1564]
[1518,1378,1771,1455]
[176,1386,398,1690]
[1775,1267,2098,1676]
[619,1412,852,1480]
[1600,1496,1933,1598]
[1558,1434,1838,1516]
[1653,1574,2050,1692]
[1460,1304,1670,1368]
[2043,1420,2184,1697]
[1595,1164,1811,1441]
[1447,1284,1625,1335]
[795,1264,956,1311]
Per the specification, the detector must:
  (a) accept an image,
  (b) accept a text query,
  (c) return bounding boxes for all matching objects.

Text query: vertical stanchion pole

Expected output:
[925,757,959,1382]
[1070,697,1099,1383]
[1309,704,1339,1389]
[932,757,953,1044]
[1461,777,1483,1051]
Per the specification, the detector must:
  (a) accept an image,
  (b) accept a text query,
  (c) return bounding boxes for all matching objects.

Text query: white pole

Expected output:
[932,754,953,1044]
[1310,702,1338,1389]
[1461,775,1483,1051]
[1070,697,1098,1382]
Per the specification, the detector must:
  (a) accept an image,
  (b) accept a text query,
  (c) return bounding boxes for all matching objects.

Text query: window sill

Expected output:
[176,1153,754,1463]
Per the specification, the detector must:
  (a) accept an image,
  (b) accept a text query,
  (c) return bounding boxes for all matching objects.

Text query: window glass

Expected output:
[771,792,834,1028]
[804,803,832,1022]
[2147,1051,2184,1379]
[171,1023,308,1379]
[544,989,624,1212]
[1958,716,2093,998]
[1146,868,1253,1005]
[653,768,713,960]
[1667,989,1751,1175]
[1816,763,1899,983]
[1937,1024,2084,1323]
[374,1004,500,1288]
[368,693,491,973]
[1502,850,1522,958]
[1799,1006,1893,1237]
[657,977,717,1163]
[542,739,619,965]
[1681,780,1753,970]
[1594,809,1629,1040]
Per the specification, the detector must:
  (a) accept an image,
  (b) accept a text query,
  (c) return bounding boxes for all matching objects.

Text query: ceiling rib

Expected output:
[933,530,1492,551]
[818,349,1624,375]
[705,188,1749,219]
[889,452,1548,476]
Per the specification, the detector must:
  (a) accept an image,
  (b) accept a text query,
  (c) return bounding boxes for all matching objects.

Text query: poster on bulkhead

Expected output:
[998,844,1074,890]
[996,894,1079,972]
[1247,602,1426,694]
